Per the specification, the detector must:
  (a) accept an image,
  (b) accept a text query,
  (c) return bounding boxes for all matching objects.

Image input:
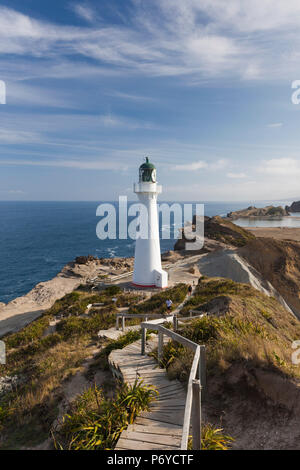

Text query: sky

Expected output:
[0,0,300,201]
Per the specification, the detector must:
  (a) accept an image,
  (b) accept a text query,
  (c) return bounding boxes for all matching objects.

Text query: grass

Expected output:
[208,216,256,247]
[188,424,234,450]
[0,285,140,449]
[128,283,188,315]
[54,380,158,450]
[161,277,300,383]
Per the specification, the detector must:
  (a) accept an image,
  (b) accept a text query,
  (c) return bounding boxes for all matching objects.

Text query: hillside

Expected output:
[174,216,255,252]
[164,277,300,449]
[239,238,300,318]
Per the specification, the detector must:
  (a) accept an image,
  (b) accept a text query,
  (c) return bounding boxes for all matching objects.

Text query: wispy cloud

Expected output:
[173,159,228,171]
[0,189,25,194]
[173,160,208,171]
[99,113,156,130]
[0,129,41,144]
[106,91,156,102]
[1,2,300,82]
[226,172,247,179]
[0,158,128,171]
[267,123,283,128]
[258,158,300,176]
[71,4,96,23]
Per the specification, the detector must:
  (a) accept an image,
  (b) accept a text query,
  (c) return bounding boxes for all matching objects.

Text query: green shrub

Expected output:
[99,330,141,361]
[57,312,116,340]
[105,286,122,296]
[56,380,157,450]
[188,424,234,450]
[5,315,51,349]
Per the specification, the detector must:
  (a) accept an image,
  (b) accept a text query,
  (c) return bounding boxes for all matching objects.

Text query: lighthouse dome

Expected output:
[139,157,156,183]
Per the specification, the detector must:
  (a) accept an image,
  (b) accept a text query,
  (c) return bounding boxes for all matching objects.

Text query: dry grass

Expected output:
[0,286,139,449]
[163,277,300,382]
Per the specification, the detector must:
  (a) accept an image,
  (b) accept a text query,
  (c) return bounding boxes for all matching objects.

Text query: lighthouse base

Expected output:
[132,269,168,289]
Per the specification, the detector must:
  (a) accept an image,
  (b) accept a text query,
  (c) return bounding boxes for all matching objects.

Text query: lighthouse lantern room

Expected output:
[133,158,168,289]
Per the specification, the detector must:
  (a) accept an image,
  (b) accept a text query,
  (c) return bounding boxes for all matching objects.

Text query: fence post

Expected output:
[116,316,119,331]
[199,345,206,401]
[173,314,178,332]
[122,316,125,332]
[192,379,201,450]
[158,330,163,362]
[141,326,146,355]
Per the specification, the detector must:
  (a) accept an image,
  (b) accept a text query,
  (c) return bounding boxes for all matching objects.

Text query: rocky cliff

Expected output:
[239,238,300,318]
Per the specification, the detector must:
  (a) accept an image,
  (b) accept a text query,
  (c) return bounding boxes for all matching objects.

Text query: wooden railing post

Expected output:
[141,326,146,355]
[192,379,201,450]
[122,316,125,332]
[116,316,119,331]
[173,314,178,332]
[199,345,206,401]
[158,330,163,362]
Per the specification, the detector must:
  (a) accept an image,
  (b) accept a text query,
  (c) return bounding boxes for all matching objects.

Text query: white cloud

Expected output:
[267,123,283,128]
[258,158,300,176]
[99,113,155,130]
[72,4,96,23]
[0,189,25,194]
[106,91,156,102]
[173,160,208,171]
[173,159,228,171]
[1,2,300,82]
[226,172,247,179]
[0,158,128,171]
[0,129,41,144]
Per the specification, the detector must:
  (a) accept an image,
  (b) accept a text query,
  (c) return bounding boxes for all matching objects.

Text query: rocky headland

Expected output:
[227,205,289,220]
[285,200,300,213]
[0,255,134,337]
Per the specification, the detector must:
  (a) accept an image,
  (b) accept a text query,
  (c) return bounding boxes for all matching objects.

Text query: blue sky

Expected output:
[0,0,300,201]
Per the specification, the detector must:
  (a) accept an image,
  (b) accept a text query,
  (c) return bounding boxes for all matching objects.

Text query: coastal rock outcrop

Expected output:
[0,256,134,338]
[285,201,300,213]
[227,205,288,219]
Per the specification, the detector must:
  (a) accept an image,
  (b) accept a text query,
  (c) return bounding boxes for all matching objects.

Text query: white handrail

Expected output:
[140,321,206,450]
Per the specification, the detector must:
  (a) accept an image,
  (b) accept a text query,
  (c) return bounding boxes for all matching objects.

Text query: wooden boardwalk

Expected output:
[109,337,186,450]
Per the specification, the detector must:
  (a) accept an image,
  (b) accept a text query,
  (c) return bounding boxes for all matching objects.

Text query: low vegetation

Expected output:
[164,277,300,382]
[0,285,142,449]
[55,380,158,450]
[128,283,188,315]
[188,424,234,450]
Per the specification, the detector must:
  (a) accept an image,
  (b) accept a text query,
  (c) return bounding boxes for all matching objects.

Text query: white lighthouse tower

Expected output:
[133,158,168,289]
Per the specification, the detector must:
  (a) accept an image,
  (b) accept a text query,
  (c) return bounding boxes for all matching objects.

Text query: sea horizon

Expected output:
[0,199,297,304]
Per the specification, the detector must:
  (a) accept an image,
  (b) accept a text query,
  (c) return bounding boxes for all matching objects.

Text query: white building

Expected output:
[132,158,168,289]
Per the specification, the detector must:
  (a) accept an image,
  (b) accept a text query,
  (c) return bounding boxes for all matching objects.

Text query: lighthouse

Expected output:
[132,158,168,289]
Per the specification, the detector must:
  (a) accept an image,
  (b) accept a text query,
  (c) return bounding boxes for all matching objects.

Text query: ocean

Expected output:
[0,200,296,304]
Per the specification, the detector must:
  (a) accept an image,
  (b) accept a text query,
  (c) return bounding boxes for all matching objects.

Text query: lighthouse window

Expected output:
[140,169,153,182]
